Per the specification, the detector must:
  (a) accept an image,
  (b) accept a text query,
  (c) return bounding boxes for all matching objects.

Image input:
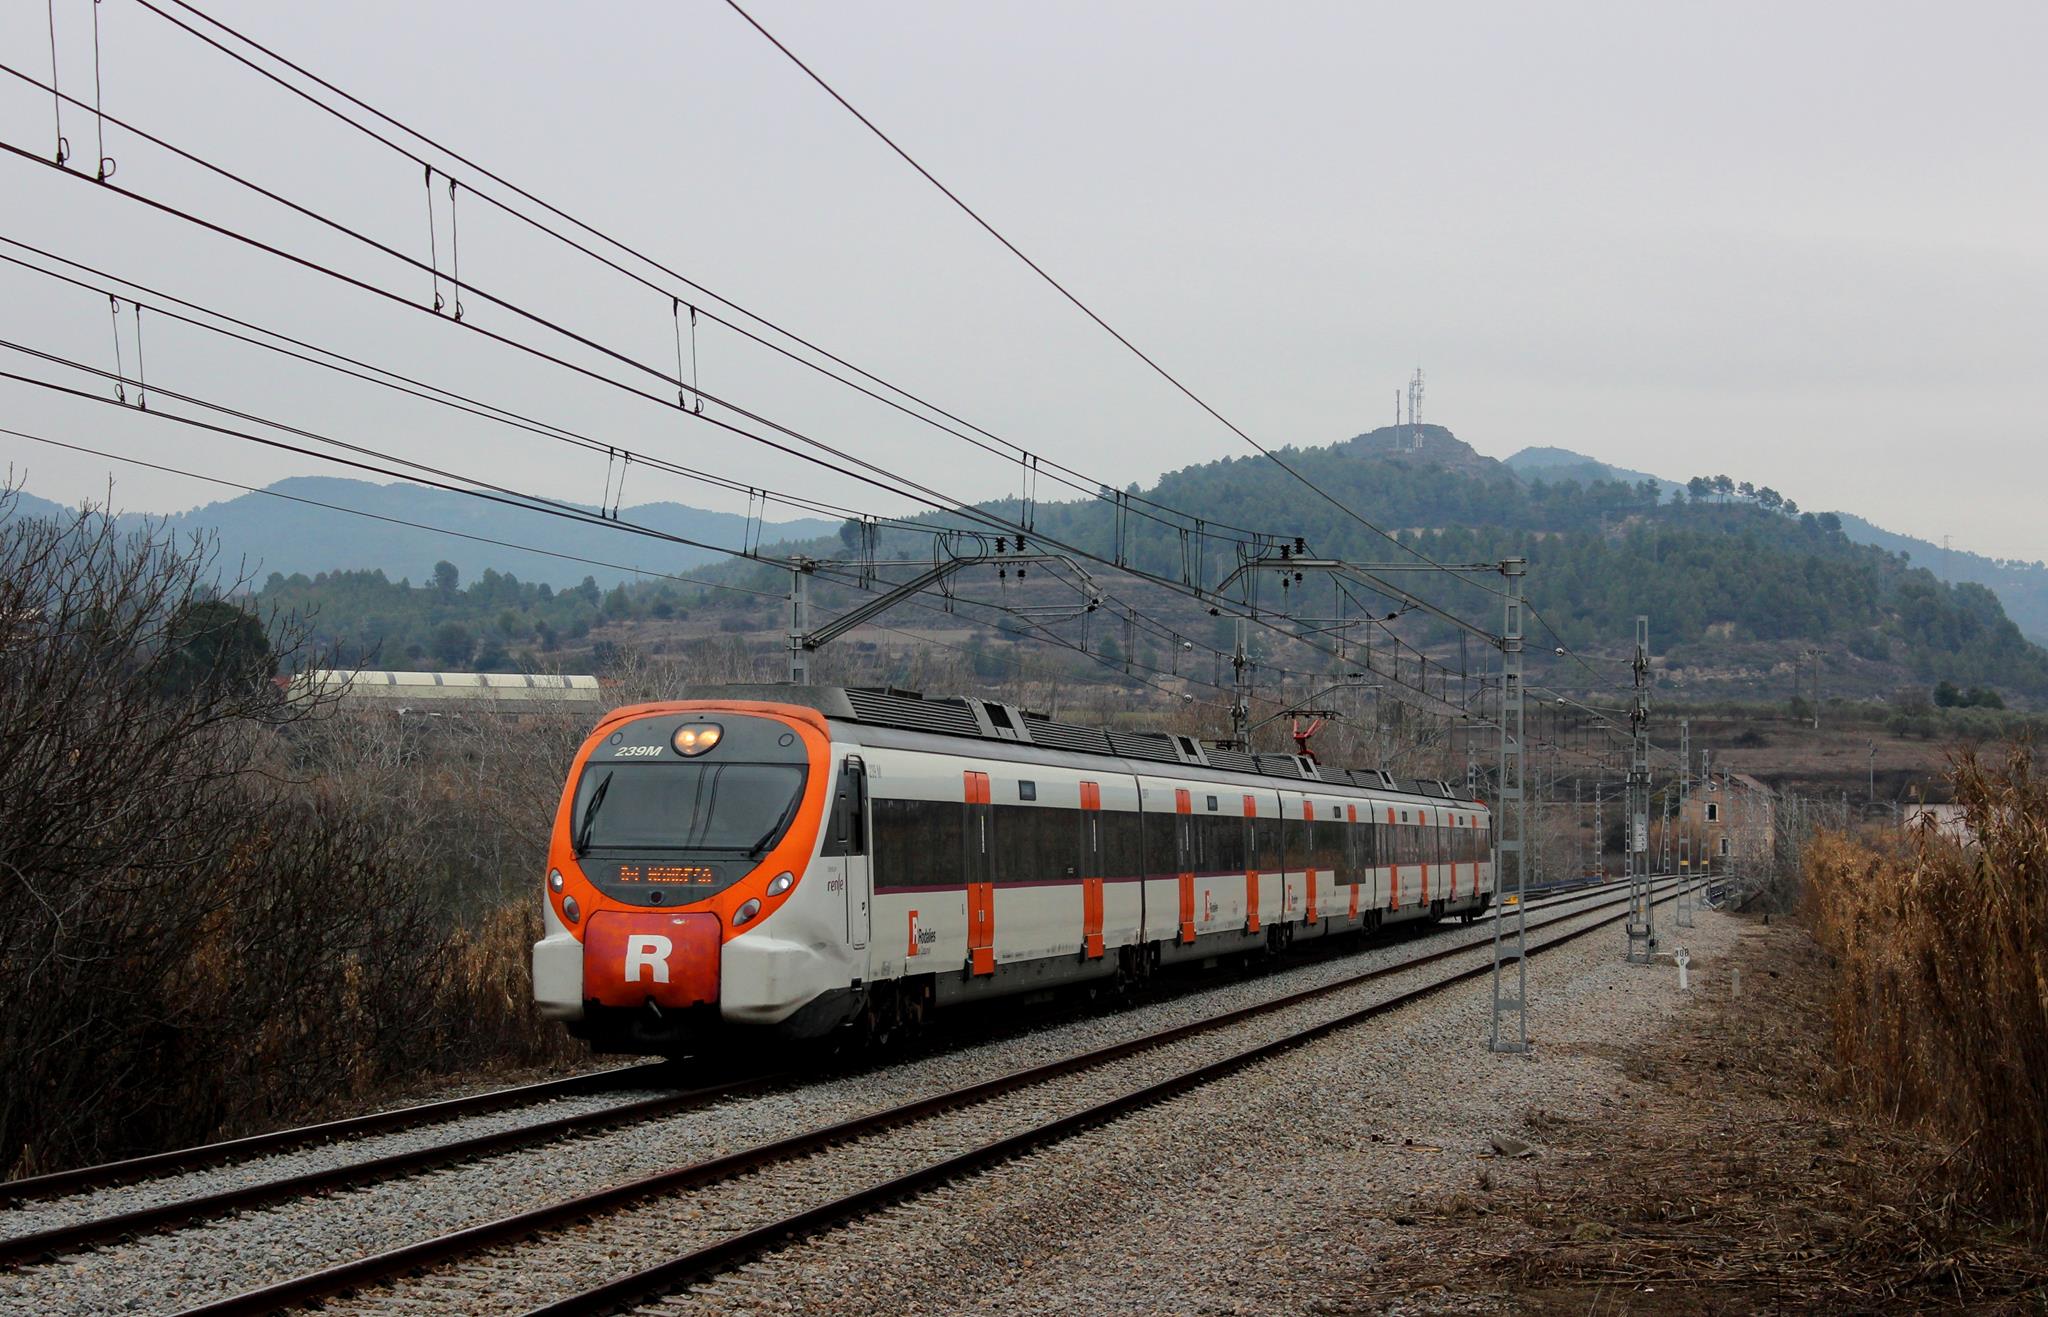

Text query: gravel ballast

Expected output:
[657,906,1743,1317]
[0,882,1672,1315]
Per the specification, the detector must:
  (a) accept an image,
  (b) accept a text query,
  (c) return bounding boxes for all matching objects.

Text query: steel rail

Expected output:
[0,1064,677,1207]
[0,875,1610,1228]
[0,1072,788,1266]
[536,885,1685,1317]
[168,879,1683,1317]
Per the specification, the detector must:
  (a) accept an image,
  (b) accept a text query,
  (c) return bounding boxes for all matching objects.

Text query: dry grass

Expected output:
[1366,923,2048,1314]
[1805,742,2048,1223]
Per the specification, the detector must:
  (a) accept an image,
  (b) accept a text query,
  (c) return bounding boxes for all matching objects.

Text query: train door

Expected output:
[829,756,870,954]
[1386,807,1402,910]
[1174,788,1195,943]
[1080,780,1105,958]
[1346,803,1361,924]
[1242,794,1260,934]
[964,770,994,975]
[1302,799,1320,924]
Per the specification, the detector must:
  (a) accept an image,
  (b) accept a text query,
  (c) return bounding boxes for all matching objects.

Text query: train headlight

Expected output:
[766,872,794,897]
[671,723,724,756]
[548,868,564,893]
[562,895,581,924]
[732,898,762,927]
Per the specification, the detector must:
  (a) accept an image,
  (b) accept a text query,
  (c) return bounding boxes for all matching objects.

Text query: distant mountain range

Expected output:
[10,429,2043,699]
[2,477,837,591]
[1504,446,2048,644]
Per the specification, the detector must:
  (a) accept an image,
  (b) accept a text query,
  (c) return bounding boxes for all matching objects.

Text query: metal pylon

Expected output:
[1625,615,1656,964]
[1489,559,1529,1053]
[1676,719,1695,928]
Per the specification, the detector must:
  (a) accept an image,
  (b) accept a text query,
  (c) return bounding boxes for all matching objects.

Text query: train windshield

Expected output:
[572,763,807,855]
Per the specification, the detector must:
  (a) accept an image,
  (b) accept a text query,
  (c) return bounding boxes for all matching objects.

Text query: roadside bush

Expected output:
[0,492,581,1176]
[1804,743,2048,1223]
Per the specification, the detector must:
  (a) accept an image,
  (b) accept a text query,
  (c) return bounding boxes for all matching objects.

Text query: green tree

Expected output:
[155,600,273,698]
[430,621,472,668]
[432,560,460,597]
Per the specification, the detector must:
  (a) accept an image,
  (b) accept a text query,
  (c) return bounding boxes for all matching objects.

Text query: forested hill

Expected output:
[930,424,2048,701]
[1504,445,2048,644]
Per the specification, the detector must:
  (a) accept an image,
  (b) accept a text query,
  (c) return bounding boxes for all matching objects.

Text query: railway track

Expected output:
[0,1062,693,1206]
[144,877,1690,1317]
[0,874,1627,1270]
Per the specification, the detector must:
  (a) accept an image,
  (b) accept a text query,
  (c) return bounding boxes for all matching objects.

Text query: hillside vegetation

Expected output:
[227,424,2047,703]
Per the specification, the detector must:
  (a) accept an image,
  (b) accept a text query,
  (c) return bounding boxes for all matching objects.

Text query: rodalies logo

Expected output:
[904,909,938,956]
[622,934,673,984]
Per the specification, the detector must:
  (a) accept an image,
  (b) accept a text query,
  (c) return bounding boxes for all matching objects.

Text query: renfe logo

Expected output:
[624,934,674,984]
[906,910,922,957]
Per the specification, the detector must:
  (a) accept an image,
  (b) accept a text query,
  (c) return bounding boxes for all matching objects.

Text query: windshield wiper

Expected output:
[575,771,614,854]
[746,796,800,858]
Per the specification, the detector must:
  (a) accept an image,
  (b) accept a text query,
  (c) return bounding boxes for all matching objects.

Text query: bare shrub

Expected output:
[1804,742,2048,1223]
[0,489,581,1175]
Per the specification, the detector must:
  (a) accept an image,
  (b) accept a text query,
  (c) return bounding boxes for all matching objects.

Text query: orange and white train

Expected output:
[533,685,1494,1054]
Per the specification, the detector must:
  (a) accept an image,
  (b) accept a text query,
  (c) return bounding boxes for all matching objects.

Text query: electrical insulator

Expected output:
[1293,537,1305,553]
[1017,567,1026,578]
[996,537,1008,553]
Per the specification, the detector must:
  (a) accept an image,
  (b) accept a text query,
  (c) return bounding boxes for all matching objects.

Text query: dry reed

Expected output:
[1804,741,2048,1225]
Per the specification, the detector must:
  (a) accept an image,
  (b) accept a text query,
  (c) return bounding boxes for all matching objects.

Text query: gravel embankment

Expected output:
[651,906,1742,1317]
[0,882,1651,1315]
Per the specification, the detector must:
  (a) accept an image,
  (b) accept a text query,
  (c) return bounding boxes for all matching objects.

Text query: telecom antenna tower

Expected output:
[1625,615,1655,964]
[1406,368,1426,451]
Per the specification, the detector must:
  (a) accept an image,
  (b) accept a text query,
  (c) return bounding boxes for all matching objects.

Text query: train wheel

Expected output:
[898,978,931,1048]
[857,982,903,1053]
[1112,943,1151,1006]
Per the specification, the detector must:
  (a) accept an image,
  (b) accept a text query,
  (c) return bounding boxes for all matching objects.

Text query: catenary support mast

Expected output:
[1489,558,1529,1053]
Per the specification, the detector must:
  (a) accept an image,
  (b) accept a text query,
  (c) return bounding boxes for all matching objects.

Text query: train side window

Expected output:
[870,796,962,885]
[1103,809,1143,879]
[823,756,866,857]
[1018,780,1037,801]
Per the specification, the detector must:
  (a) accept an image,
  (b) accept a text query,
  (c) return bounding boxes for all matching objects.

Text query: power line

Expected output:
[99,3,1305,553]
[0,424,1232,710]
[720,0,1512,601]
[0,69,1494,717]
[0,237,927,534]
[0,426,786,600]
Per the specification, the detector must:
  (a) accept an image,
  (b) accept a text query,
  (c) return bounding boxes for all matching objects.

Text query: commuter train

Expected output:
[532,685,1495,1054]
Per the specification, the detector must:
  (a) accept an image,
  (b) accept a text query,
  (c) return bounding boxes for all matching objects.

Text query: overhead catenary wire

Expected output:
[102,3,1304,553]
[0,269,1277,698]
[718,0,1516,607]
[0,326,1268,707]
[0,142,1446,712]
[0,37,1531,721]
[0,99,1253,573]
[0,236,929,533]
[0,425,1233,711]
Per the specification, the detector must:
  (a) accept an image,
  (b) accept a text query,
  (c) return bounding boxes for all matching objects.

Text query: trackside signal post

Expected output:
[1625,615,1655,965]
[1489,558,1529,1053]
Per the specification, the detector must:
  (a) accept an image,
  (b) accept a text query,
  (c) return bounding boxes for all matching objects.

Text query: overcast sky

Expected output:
[3,1,2043,562]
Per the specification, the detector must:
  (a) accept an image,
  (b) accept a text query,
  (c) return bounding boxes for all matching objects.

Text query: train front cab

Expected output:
[532,700,869,1053]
